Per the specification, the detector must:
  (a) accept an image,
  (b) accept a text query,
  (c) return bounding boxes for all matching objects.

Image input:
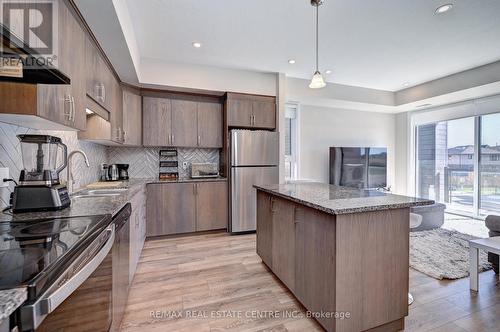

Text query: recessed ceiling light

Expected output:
[325,70,332,74]
[435,4,453,14]
[403,82,410,87]
[192,42,202,48]
[85,108,94,115]
[288,59,296,64]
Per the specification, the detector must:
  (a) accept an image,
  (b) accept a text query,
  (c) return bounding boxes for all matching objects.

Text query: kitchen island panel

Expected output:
[335,208,409,332]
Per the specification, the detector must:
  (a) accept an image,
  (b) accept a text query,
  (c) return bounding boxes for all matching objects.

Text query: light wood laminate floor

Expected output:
[121,233,500,332]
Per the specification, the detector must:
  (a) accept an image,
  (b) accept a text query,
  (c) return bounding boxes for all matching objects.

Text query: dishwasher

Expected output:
[110,203,131,332]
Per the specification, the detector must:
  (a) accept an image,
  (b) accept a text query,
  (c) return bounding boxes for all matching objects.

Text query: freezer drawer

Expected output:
[231,130,279,166]
[231,166,278,232]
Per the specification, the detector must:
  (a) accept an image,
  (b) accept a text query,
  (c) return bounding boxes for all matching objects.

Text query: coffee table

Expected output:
[469,237,500,291]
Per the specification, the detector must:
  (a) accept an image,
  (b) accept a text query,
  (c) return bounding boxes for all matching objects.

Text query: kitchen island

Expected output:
[254,182,433,332]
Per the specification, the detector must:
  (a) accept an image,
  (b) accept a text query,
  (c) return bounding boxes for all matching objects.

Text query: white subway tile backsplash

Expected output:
[0,122,106,209]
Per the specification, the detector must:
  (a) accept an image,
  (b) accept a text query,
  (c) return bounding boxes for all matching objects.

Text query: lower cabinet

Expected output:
[271,196,296,290]
[196,182,228,231]
[146,181,228,237]
[129,187,146,284]
[256,191,336,331]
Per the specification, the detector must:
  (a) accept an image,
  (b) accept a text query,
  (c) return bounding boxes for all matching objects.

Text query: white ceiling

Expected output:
[122,0,500,91]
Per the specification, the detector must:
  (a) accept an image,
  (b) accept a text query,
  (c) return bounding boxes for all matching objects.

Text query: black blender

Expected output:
[11,135,70,213]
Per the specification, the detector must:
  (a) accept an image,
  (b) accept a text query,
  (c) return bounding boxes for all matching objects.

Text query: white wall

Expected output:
[140,58,277,96]
[394,112,410,195]
[298,105,396,188]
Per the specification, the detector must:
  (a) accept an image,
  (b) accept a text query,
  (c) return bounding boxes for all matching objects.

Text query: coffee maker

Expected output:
[11,135,70,213]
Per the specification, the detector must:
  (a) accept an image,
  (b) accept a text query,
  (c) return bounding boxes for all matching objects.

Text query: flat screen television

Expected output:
[329,147,387,189]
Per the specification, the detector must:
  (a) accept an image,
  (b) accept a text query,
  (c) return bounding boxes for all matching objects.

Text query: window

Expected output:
[416,117,475,215]
[284,104,298,180]
[415,112,500,217]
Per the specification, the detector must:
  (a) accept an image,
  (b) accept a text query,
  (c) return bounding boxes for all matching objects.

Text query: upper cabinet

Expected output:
[85,37,119,115]
[226,93,276,130]
[122,87,142,146]
[198,101,223,148]
[143,96,222,148]
[80,34,124,145]
[142,97,172,147]
[171,99,198,147]
[0,0,87,131]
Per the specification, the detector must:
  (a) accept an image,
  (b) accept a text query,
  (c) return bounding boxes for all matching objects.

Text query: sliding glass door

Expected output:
[480,113,500,215]
[416,112,500,218]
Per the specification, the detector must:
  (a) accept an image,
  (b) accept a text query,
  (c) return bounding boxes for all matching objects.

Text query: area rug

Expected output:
[410,228,492,280]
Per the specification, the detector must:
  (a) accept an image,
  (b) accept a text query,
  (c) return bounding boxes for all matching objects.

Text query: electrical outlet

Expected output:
[182,162,188,170]
[0,167,9,188]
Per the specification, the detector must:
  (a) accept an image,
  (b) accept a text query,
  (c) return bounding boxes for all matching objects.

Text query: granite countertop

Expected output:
[254,182,434,215]
[0,288,26,323]
[147,176,227,184]
[0,177,227,222]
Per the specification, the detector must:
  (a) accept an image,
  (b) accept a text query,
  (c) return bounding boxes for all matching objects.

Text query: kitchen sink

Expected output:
[72,193,122,199]
[72,188,127,199]
[86,189,128,195]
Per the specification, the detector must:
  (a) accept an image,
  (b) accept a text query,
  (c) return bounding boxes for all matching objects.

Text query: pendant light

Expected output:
[309,0,326,89]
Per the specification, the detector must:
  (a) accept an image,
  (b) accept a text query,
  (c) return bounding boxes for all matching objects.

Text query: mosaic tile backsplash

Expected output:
[107,147,220,179]
[0,122,107,209]
[0,121,221,209]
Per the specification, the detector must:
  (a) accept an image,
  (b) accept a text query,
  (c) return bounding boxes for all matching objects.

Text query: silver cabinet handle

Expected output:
[122,130,126,142]
[34,225,115,317]
[70,96,75,122]
[171,134,175,144]
[198,135,201,146]
[101,84,106,103]
[95,83,104,103]
[64,95,72,121]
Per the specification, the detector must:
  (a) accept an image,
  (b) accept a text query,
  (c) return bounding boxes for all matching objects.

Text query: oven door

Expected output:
[20,224,115,332]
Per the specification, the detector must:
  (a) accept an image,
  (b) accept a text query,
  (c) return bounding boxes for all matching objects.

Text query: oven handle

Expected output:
[40,224,115,314]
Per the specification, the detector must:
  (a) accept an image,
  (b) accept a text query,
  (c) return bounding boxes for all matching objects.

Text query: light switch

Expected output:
[0,167,9,188]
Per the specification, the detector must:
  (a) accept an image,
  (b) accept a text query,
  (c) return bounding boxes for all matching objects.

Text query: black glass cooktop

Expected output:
[0,215,111,299]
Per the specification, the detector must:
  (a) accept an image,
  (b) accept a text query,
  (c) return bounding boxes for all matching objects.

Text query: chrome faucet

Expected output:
[67,150,90,195]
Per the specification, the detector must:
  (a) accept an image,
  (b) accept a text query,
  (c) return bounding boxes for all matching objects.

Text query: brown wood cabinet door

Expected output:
[227,98,253,127]
[123,89,142,146]
[196,182,228,231]
[252,100,276,129]
[85,38,114,113]
[143,97,172,146]
[61,1,86,130]
[256,191,273,267]
[197,102,222,148]
[271,197,296,290]
[109,79,123,143]
[294,206,336,332]
[36,1,87,130]
[171,99,198,147]
[146,183,196,236]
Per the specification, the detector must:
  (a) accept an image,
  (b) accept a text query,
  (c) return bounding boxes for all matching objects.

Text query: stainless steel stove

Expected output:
[0,214,114,331]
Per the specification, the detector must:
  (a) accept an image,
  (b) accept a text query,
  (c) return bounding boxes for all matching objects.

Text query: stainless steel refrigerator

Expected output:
[230,130,279,233]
